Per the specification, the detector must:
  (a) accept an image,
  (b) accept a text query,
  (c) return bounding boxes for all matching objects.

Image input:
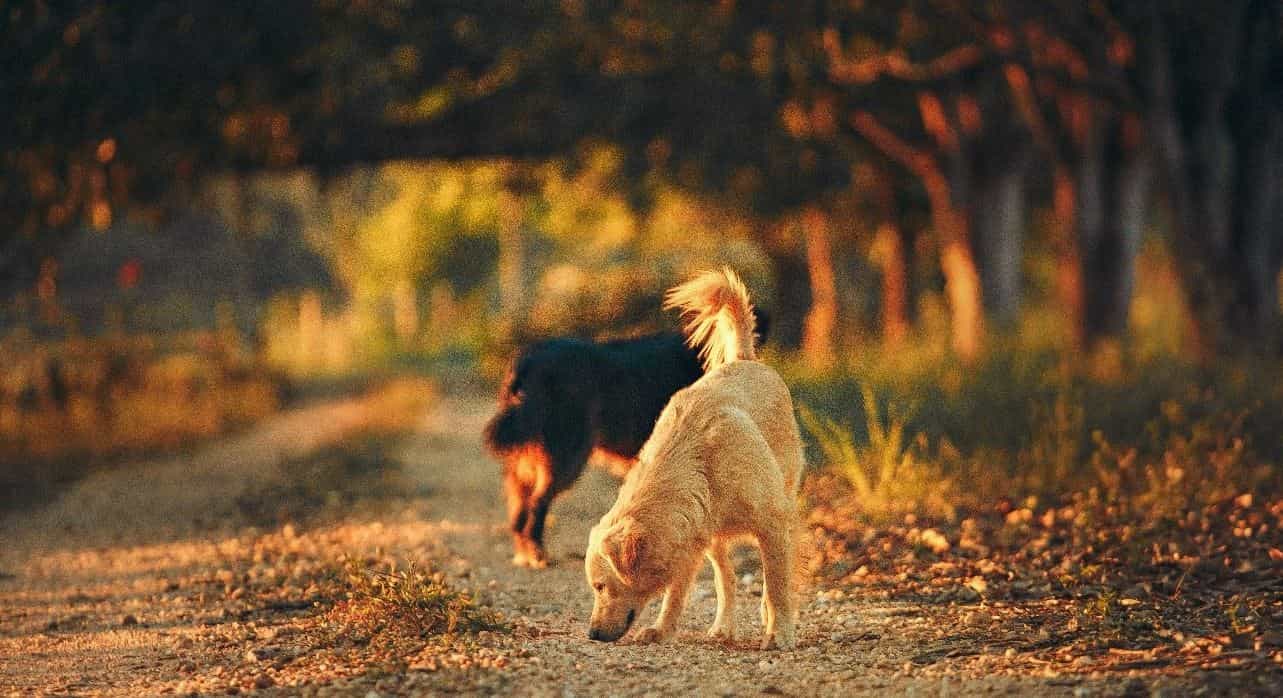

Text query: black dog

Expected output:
[484,315,768,567]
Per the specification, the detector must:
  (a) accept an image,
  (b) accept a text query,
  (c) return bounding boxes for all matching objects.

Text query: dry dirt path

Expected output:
[0,388,1250,696]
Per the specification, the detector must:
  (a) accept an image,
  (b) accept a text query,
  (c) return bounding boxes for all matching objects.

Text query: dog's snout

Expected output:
[587,616,631,642]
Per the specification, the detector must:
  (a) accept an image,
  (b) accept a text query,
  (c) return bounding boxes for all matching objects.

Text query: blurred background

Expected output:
[3,0,1282,516]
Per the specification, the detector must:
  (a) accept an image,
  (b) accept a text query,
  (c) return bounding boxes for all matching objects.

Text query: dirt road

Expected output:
[1,389,1265,696]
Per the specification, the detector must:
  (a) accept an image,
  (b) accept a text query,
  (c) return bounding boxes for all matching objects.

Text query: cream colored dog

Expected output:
[585,269,805,650]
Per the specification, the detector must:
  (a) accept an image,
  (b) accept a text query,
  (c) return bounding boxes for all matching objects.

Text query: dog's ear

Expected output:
[601,520,646,584]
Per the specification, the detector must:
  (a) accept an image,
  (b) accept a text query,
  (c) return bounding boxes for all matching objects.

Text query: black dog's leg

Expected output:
[519,397,593,567]
[521,481,555,568]
[521,446,590,567]
[503,444,565,568]
[504,463,534,565]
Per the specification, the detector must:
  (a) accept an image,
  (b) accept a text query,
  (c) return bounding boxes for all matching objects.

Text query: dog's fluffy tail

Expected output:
[483,403,533,455]
[483,367,539,456]
[664,268,757,371]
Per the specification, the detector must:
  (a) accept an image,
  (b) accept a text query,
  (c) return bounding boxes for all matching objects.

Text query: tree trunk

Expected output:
[764,245,810,351]
[1039,114,1147,352]
[1084,118,1150,342]
[971,154,1029,328]
[801,208,838,368]
[1229,110,1283,344]
[1142,0,1282,358]
[1053,168,1086,350]
[873,222,911,345]
[849,110,983,360]
[926,165,983,362]
[1225,3,1283,345]
[870,173,913,345]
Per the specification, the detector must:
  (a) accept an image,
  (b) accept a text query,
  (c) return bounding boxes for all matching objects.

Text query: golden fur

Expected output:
[585,269,805,650]
[663,267,757,370]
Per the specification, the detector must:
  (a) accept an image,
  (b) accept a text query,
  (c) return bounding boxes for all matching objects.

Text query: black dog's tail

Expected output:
[483,366,540,455]
[483,403,534,455]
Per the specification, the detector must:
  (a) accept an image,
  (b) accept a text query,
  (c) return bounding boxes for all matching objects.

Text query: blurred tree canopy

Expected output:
[4,0,1283,360]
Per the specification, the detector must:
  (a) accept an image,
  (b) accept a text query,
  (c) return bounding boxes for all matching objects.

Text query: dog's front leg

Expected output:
[634,561,697,643]
[707,539,738,642]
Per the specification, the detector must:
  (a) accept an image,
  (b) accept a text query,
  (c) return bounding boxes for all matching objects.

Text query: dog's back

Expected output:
[644,361,804,495]
[483,333,703,460]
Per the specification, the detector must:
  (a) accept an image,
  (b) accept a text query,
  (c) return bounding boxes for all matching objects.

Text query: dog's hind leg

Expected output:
[505,480,533,566]
[519,480,554,569]
[759,579,774,642]
[757,522,798,650]
[521,404,594,567]
[520,447,587,568]
[707,538,738,642]
[505,448,548,567]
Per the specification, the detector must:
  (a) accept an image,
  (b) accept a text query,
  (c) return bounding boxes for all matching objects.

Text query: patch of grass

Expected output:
[800,386,954,521]
[791,344,1283,514]
[327,557,505,640]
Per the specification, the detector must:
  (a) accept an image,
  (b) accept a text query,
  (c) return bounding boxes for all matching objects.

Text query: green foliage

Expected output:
[1022,375,1086,489]
[795,340,1283,516]
[799,387,954,520]
[312,162,505,297]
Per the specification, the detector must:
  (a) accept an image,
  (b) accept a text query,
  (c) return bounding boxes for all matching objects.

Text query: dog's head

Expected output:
[584,517,666,641]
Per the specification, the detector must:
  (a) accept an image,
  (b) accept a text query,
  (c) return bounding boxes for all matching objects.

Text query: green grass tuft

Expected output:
[800,386,954,521]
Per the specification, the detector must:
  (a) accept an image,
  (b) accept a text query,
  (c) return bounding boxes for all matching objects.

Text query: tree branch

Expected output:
[849,110,936,182]
[822,29,984,85]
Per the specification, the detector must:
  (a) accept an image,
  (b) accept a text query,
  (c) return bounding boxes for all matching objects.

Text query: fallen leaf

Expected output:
[921,529,951,554]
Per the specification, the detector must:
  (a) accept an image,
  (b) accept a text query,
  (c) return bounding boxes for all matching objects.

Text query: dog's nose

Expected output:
[588,628,602,641]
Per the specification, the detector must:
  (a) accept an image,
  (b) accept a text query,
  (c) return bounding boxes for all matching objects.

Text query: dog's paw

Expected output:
[511,549,549,569]
[708,624,738,643]
[633,627,671,644]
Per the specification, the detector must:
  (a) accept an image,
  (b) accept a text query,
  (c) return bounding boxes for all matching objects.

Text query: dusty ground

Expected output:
[2,387,1278,696]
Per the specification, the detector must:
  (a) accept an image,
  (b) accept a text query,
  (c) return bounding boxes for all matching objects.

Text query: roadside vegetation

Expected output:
[793,339,1283,679]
